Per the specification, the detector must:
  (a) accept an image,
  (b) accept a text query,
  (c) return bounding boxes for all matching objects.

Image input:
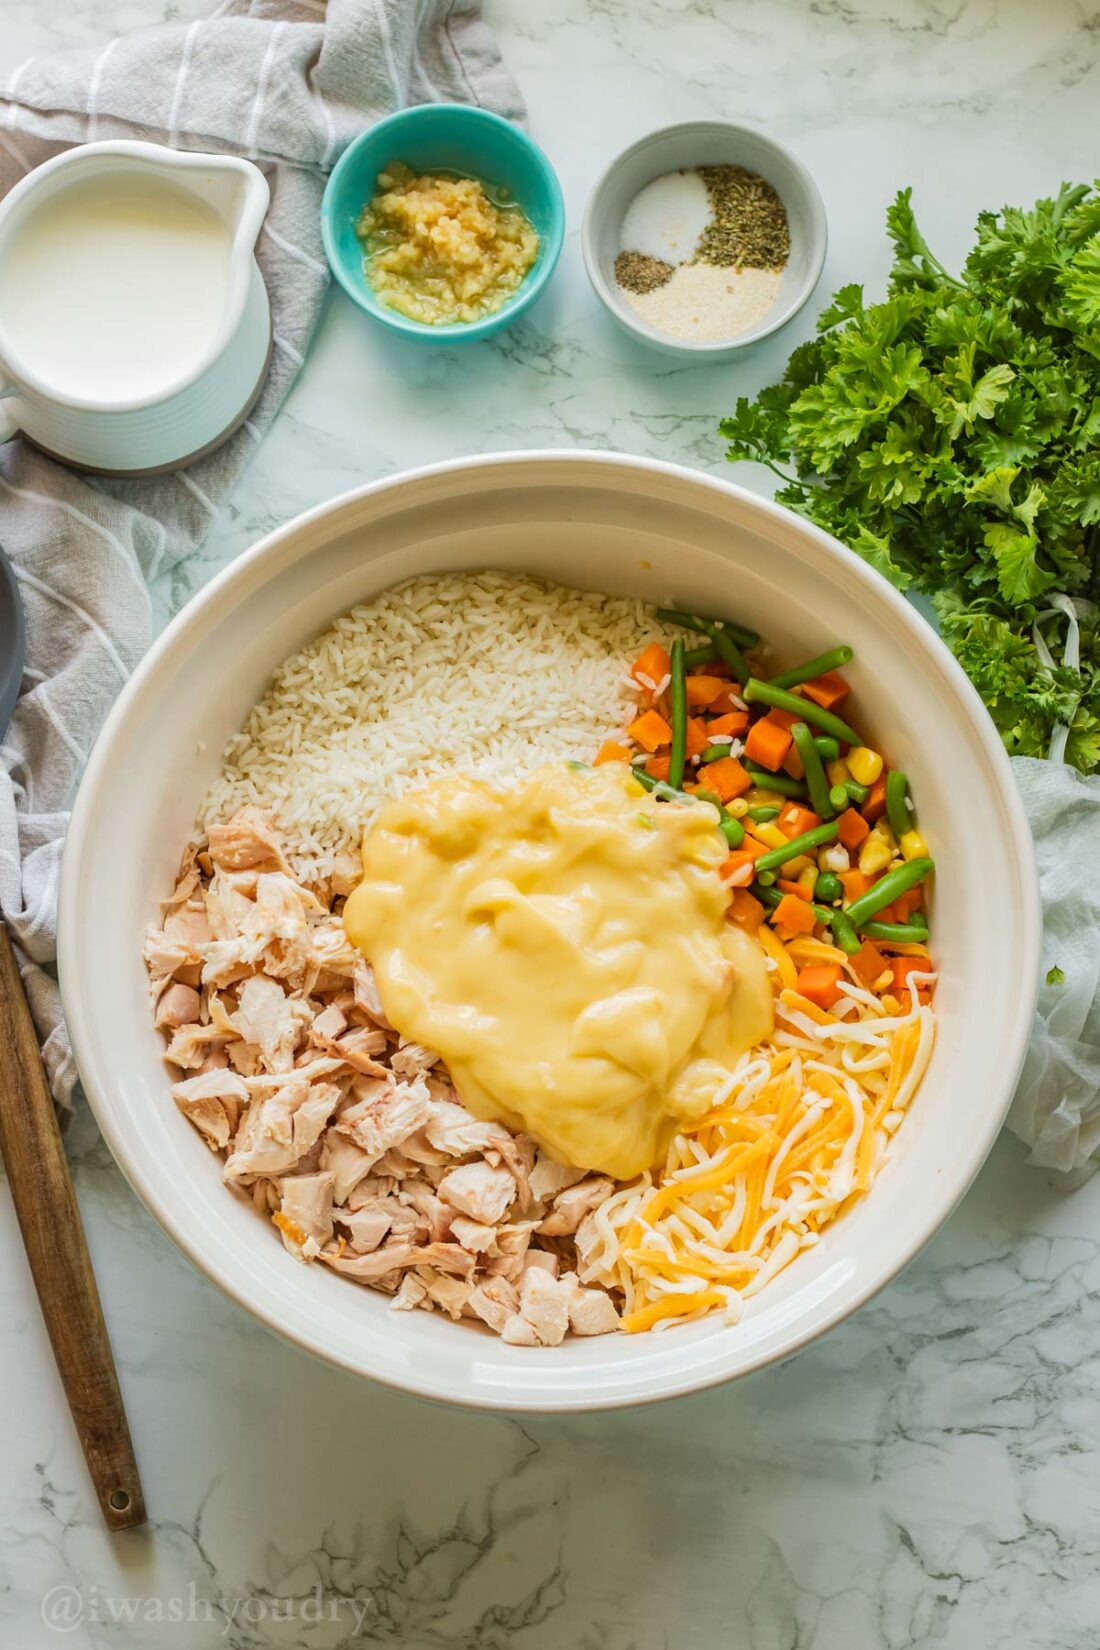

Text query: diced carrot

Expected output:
[738,833,769,861]
[796,964,843,1009]
[778,802,820,839]
[595,740,632,766]
[862,775,887,823]
[631,643,670,686]
[894,887,923,920]
[685,674,727,708]
[646,753,671,781]
[892,957,932,993]
[777,878,812,901]
[837,807,870,850]
[782,743,805,780]
[705,756,751,802]
[876,901,901,925]
[801,671,851,710]
[727,888,765,930]
[765,705,802,732]
[685,717,711,758]
[720,852,757,887]
[773,894,816,936]
[744,717,792,771]
[850,940,887,990]
[839,869,873,903]
[707,710,749,737]
[629,709,673,751]
[709,687,743,714]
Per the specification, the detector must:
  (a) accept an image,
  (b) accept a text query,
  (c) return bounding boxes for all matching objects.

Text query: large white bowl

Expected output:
[59,453,1040,1411]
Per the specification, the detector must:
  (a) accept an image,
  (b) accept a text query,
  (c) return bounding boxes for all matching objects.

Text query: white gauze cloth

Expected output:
[1006,758,1100,1173]
[0,0,523,1110]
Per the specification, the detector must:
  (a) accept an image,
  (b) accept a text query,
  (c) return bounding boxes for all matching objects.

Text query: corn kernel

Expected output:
[825,758,849,788]
[847,747,884,786]
[727,797,749,818]
[797,866,819,897]
[784,855,812,876]
[872,818,898,851]
[899,828,929,861]
[746,787,784,809]
[859,834,894,875]
[753,822,790,851]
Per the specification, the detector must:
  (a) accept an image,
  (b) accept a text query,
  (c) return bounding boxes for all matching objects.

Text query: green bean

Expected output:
[752,821,840,875]
[791,722,834,820]
[829,784,850,814]
[703,622,749,685]
[845,858,934,930]
[684,643,719,670]
[630,765,691,807]
[755,870,777,888]
[829,911,861,955]
[768,645,854,691]
[656,607,758,649]
[667,638,687,790]
[814,735,840,763]
[845,778,870,805]
[747,805,780,823]
[860,917,931,944]
[701,744,732,764]
[743,678,862,746]
[632,766,741,847]
[745,766,808,800]
[885,770,913,840]
[815,871,843,904]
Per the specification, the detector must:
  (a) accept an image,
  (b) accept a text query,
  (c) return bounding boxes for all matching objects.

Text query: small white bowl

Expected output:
[59,452,1039,1413]
[583,122,827,360]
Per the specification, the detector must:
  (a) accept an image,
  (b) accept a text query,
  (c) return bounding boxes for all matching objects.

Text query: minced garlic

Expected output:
[357,161,539,326]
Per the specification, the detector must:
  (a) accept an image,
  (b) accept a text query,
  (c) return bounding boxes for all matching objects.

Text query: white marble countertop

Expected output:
[3,2,1100,1645]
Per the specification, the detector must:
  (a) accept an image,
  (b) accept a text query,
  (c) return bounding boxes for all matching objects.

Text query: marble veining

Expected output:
[2,2,1099,1646]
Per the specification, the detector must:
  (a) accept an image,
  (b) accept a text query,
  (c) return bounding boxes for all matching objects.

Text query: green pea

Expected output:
[815,871,843,904]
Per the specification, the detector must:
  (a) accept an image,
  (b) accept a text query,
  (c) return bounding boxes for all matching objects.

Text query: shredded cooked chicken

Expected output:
[144,809,621,1341]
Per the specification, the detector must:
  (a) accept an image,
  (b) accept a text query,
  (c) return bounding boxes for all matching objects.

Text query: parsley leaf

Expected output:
[721,183,1100,773]
[1046,965,1065,985]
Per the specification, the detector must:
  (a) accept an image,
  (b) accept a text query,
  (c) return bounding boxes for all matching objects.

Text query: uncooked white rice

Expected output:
[200,571,675,878]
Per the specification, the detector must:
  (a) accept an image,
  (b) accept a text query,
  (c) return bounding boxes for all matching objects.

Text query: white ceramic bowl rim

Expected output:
[582,121,827,354]
[60,451,1040,1411]
[0,141,270,412]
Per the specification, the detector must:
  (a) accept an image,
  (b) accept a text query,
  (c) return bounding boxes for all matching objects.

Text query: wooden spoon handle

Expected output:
[0,923,145,1530]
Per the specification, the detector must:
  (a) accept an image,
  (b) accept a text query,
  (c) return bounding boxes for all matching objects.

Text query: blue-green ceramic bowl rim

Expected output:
[321,104,565,343]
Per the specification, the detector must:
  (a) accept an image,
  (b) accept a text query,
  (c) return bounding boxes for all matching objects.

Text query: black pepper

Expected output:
[614,249,675,295]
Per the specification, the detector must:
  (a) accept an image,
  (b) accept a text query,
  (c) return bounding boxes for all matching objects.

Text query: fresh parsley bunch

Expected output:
[721,185,1100,772]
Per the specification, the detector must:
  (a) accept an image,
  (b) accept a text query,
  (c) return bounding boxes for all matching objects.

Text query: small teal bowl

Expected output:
[321,104,565,343]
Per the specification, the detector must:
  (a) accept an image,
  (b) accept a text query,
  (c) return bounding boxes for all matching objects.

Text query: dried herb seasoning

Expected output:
[696,165,790,271]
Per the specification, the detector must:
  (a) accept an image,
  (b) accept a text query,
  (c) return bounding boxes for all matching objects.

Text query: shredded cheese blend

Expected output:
[574,938,936,1331]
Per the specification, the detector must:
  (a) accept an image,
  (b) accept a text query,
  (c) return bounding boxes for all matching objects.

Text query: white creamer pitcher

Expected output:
[0,141,271,475]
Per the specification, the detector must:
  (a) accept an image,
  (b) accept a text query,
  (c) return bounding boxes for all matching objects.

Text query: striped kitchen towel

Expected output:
[0,0,524,1111]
